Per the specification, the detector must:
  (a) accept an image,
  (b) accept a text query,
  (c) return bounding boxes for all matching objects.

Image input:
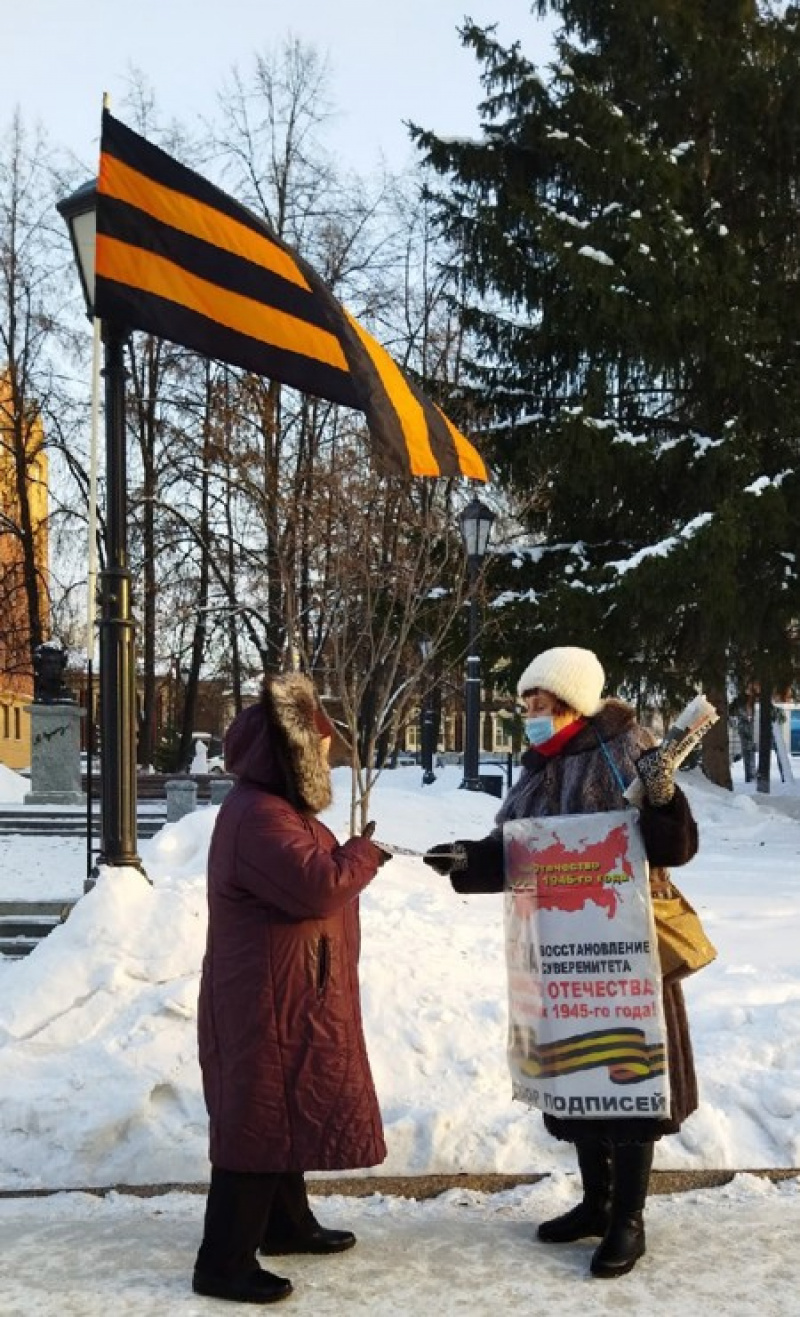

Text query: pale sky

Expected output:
[4,0,555,175]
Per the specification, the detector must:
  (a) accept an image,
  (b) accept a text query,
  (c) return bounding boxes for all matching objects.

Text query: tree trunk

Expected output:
[260,378,286,673]
[137,351,158,768]
[701,682,732,790]
[756,674,773,794]
[128,334,163,770]
[738,709,755,782]
[177,369,212,769]
[222,371,242,716]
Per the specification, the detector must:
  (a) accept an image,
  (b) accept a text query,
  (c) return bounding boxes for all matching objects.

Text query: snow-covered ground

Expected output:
[1,755,799,1311]
[2,1174,799,1316]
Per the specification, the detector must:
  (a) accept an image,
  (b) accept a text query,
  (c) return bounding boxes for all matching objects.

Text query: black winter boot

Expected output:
[260,1171,356,1257]
[537,1141,612,1243]
[194,1168,292,1302]
[192,1268,293,1304]
[590,1141,654,1278]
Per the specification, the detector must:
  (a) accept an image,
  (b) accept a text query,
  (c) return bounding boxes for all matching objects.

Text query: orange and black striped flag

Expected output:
[95,110,487,482]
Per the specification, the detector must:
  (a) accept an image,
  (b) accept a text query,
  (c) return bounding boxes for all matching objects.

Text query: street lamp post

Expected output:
[57,181,142,873]
[458,496,495,791]
[419,636,437,786]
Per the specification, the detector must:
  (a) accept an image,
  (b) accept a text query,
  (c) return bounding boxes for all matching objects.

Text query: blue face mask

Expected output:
[525,715,556,745]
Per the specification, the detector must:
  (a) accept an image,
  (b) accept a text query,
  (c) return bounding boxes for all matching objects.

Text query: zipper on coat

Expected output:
[316,935,330,995]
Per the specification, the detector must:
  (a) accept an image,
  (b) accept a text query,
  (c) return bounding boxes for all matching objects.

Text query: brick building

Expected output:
[0,374,49,770]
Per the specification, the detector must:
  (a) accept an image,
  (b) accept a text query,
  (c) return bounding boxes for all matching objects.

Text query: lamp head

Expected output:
[459,495,495,562]
[56,179,97,319]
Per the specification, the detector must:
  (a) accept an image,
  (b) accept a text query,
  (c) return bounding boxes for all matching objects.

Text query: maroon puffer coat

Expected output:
[197,691,387,1173]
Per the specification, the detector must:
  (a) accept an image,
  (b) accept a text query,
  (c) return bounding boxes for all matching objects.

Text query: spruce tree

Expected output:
[413,2,800,782]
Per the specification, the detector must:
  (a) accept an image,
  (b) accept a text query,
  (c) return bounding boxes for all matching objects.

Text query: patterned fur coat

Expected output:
[449,698,700,1144]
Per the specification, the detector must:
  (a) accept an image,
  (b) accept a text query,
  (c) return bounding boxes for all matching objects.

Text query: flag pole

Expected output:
[59,90,143,886]
[85,311,101,888]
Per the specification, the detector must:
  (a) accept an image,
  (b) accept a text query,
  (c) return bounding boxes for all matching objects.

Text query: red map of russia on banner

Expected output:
[506,822,635,919]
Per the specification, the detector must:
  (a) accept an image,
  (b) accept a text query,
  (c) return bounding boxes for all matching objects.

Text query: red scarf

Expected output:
[534,717,587,757]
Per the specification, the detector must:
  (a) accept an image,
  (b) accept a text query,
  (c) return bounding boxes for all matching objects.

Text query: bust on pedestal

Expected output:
[190,732,211,774]
[24,642,86,807]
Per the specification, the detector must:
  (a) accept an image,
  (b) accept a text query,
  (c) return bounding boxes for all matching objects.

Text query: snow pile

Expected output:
[0,764,798,1190]
[0,763,28,803]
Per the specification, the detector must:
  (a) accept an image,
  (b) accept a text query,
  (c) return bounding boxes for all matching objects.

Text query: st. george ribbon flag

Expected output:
[94,110,487,482]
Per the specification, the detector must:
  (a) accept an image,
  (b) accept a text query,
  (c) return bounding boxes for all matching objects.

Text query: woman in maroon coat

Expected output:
[193,674,390,1305]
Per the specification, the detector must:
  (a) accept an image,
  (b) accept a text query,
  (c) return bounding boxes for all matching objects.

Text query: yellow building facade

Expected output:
[0,373,49,771]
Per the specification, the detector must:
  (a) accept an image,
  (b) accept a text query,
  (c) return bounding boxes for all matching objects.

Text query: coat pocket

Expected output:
[316,934,331,996]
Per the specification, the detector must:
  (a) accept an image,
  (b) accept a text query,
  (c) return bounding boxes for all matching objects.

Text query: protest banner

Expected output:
[504,810,669,1121]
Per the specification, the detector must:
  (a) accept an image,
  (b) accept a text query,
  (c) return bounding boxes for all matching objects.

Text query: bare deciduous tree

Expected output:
[0,112,78,684]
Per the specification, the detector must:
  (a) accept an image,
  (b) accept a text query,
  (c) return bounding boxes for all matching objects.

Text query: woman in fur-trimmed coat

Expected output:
[193,674,390,1306]
[424,646,700,1282]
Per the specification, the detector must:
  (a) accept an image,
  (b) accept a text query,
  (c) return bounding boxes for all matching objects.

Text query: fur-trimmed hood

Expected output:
[223,673,333,814]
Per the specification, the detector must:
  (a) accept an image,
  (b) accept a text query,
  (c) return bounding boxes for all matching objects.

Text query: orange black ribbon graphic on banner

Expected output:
[519,1028,665,1085]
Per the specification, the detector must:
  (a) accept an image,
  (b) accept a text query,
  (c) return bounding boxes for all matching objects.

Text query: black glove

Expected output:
[423,842,469,875]
[636,745,676,807]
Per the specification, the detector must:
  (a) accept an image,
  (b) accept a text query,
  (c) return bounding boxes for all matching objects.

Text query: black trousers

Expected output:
[196,1168,315,1277]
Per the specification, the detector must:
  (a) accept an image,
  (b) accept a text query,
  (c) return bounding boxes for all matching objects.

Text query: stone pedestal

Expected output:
[24,703,86,807]
[166,778,198,822]
[210,778,234,806]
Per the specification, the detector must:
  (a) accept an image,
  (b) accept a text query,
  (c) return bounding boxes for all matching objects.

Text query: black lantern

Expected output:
[458,496,495,791]
[57,181,142,875]
[459,496,495,563]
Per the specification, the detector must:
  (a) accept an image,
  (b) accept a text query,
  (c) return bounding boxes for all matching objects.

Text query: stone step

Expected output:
[0,915,64,938]
[0,813,166,839]
[0,900,75,918]
[0,935,40,958]
[0,900,76,960]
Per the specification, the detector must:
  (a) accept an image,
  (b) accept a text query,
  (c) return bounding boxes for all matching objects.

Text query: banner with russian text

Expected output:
[503,810,669,1120]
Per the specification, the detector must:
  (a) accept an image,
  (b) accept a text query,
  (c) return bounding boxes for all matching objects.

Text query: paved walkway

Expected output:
[1,1174,799,1315]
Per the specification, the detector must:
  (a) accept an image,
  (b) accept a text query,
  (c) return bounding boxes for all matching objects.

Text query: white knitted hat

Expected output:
[517,646,605,716]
